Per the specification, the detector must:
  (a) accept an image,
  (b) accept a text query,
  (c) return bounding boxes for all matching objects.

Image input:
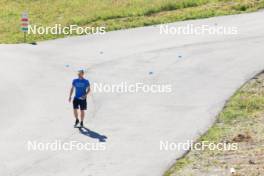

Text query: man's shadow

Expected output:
[77,127,107,142]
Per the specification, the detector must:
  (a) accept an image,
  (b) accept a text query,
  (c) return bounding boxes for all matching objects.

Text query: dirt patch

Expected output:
[232,133,252,143]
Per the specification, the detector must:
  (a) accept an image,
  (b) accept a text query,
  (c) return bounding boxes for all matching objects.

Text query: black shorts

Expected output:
[73,98,87,110]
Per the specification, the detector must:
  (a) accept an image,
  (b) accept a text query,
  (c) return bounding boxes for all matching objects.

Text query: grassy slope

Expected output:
[165,72,264,176]
[1,0,264,43]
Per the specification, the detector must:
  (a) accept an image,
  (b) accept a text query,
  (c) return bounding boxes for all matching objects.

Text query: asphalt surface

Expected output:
[0,11,264,176]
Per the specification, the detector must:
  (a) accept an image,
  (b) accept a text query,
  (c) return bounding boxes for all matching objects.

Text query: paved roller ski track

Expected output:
[1,11,264,176]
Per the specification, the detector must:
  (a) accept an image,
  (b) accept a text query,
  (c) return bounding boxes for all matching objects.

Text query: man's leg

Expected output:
[73,98,80,126]
[80,99,87,127]
[74,109,78,119]
[74,109,79,126]
[80,110,85,121]
[80,110,85,127]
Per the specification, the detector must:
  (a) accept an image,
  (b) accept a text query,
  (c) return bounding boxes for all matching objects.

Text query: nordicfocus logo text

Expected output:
[27,24,106,35]
[160,140,238,151]
[27,140,106,151]
[160,24,238,35]
[93,82,172,93]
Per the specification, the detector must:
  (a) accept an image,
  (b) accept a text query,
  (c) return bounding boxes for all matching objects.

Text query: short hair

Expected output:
[78,70,84,74]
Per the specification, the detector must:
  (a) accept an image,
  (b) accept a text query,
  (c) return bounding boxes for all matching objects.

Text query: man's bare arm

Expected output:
[69,86,74,102]
[81,87,91,99]
[86,87,91,96]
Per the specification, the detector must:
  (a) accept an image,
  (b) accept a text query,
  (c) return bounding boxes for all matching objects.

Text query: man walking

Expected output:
[69,70,90,127]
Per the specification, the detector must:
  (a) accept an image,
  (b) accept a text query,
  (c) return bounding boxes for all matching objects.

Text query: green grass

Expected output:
[197,80,264,143]
[164,156,192,176]
[1,0,264,43]
[165,73,264,175]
